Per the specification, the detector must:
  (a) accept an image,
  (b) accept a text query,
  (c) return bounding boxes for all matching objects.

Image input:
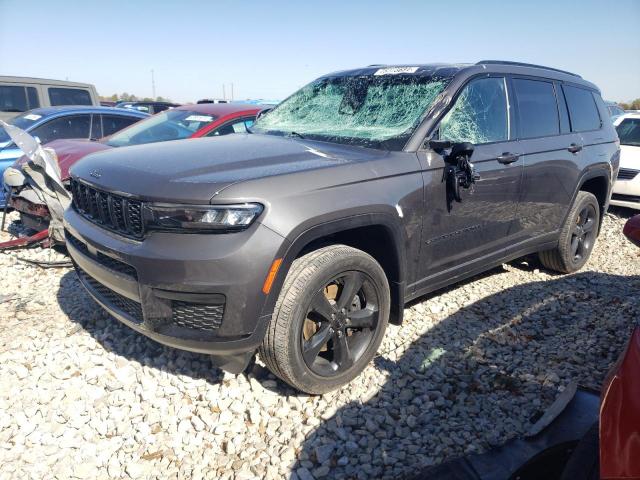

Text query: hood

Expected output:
[13,139,113,179]
[71,133,388,204]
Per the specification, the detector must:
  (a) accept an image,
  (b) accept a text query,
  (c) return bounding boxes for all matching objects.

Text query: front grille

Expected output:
[617,168,639,181]
[612,193,640,203]
[76,267,143,323]
[172,301,224,331]
[70,178,144,238]
[66,231,137,279]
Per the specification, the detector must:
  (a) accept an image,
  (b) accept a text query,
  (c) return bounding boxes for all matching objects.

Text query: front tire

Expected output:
[539,191,600,274]
[259,245,390,394]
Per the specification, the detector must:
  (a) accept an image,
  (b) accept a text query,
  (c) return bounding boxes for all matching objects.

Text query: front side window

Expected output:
[513,78,560,139]
[48,87,92,106]
[252,74,450,150]
[101,115,140,137]
[0,85,28,112]
[105,109,218,147]
[31,114,91,144]
[563,85,601,132]
[439,77,509,144]
[616,118,640,147]
[206,118,255,136]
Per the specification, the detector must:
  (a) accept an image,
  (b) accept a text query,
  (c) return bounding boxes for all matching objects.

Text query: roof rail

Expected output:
[476,60,581,78]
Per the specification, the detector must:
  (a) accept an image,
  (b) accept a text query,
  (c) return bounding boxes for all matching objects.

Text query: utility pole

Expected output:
[151,69,156,99]
[222,84,226,101]
[231,83,234,101]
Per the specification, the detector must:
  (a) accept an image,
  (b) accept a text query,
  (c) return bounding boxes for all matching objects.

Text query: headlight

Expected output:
[145,203,263,232]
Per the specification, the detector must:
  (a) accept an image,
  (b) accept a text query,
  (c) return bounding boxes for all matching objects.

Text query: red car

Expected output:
[9,103,262,232]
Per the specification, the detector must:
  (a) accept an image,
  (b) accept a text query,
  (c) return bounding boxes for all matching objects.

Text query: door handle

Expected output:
[497,152,520,165]
[568,143,583,154]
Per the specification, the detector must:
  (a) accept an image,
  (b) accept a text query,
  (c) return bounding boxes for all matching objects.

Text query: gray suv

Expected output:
[64,61,620,393]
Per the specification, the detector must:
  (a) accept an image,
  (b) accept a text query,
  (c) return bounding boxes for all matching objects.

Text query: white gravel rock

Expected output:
[0,209,638,479]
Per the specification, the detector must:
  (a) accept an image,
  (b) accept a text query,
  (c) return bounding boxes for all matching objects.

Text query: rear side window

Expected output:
[48,87,92,106]
[0,86,28,112]
[31,114,91,144]
[102,115,140,137]
[439,77,509,144]
[512,79,559,139]
[563,86,601,132]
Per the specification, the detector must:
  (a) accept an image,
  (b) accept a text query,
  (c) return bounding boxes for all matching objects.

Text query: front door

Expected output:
[414,75,523,291]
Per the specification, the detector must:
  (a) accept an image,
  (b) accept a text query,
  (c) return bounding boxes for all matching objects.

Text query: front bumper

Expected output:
[64,207,287,370]
[610,175,640,210]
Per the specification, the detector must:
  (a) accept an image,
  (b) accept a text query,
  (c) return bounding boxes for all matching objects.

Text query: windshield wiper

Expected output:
[287,131,305,139]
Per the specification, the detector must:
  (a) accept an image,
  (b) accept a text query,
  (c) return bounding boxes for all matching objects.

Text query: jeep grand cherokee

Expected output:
[64,61,619,393]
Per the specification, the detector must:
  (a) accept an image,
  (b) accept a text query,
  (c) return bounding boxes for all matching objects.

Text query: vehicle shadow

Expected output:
[292,271,640,480]
[56,270,227,385]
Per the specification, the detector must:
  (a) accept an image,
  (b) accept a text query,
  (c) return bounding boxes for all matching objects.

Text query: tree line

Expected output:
[98,93,172,103]
[618,98,640,110]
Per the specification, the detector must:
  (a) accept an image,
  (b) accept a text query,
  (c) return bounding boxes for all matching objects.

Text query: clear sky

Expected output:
[1,0,638,103]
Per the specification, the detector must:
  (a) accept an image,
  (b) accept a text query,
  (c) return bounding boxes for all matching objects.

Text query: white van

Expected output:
[0,76,99,121]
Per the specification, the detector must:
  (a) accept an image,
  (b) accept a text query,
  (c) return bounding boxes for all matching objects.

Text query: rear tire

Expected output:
[539,191,600,273]
[259,245,390,394]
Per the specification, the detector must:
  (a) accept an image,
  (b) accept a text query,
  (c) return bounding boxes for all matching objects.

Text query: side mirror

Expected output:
[428,139,452,152]
[449,142,474,162]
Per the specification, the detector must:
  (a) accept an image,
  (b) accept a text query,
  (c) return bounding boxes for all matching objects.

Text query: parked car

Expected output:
[64,61,619,393]
[605,100,625,122]
[8,103,262,230]
[0,106,148,208]
[0,76,100,122]
[610,113,640,210]
[115,101,179,114]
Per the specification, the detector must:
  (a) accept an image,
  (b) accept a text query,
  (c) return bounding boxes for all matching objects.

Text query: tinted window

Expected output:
[513,79,559,139]
[48,87,92,106]
[102,115,139,137]
[0,86,28,112]
[26,87,40,109]
[207,118,256,136]
[440,77,509,144]
[31,115,91,144]
[563,86,601,131]
[616,118,640,146]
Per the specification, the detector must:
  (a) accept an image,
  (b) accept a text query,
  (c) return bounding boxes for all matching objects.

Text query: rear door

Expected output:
[415,75,523,288]
[511,77,584,243]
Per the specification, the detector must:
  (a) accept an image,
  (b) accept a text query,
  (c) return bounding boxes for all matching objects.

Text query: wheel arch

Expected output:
[576,168,611,234]
[260,213,407,325]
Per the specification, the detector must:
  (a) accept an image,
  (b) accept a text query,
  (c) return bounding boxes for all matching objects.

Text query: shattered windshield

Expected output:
[105,109,218,147]
[252,73,449,150]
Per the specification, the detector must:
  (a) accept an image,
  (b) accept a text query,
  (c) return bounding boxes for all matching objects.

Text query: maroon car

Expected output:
[10,103,262,232]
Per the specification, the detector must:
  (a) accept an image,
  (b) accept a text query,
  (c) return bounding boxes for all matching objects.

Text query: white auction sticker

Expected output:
[374,67,419,76]
[185,115,213,122]
[23,114,42,121]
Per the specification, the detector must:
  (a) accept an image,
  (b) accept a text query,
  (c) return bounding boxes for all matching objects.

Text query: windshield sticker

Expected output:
[185,115,213,123]
[23,114,42,121]
[374,67,419,76]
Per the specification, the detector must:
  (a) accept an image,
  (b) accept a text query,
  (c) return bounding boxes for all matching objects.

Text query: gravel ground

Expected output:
[0,209,638,480]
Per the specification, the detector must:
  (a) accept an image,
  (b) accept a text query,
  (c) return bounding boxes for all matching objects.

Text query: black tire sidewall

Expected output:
[284,251,390,393]
[561,192,600,272]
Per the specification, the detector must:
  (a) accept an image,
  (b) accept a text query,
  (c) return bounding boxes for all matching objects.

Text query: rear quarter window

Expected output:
[48,87,92,106]
[563,85,601,132]
[512,78,560,139]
